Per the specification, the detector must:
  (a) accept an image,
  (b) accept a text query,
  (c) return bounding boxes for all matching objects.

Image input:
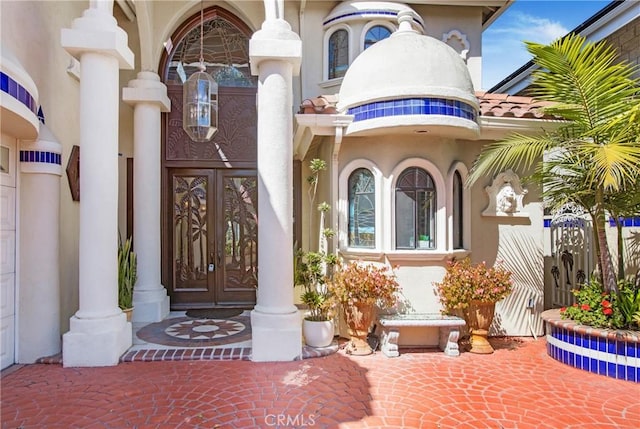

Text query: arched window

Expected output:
[452,171,463,249]
[364,25,391,50]
[395,167,436,249]
[348,168,375,248]
[328,29,349,79]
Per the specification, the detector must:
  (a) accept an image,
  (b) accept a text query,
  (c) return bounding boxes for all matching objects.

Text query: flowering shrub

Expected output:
[435,258,513,313]
[328,262,400,308]
[560,278,639,329]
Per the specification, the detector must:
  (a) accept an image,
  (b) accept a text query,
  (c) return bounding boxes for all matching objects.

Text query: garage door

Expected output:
[1,138,16,370]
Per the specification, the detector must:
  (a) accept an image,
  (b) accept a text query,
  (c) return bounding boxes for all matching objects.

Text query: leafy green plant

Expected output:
[295,250,338,321]
[328,262,400,308]
[435,258,513,314]
[118,237,137,310]
[560,277,640,329]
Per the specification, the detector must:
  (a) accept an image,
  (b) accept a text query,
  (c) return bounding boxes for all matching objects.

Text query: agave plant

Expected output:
[118,237,137,310]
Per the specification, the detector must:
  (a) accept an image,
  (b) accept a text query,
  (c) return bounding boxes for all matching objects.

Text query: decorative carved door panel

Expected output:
[167,169,257,307]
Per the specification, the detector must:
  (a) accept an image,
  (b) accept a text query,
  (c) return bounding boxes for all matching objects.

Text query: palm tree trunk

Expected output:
[595,188,617,293]
[614,217,625,281]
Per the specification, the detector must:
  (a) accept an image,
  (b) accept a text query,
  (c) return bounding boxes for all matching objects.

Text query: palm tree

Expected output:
[468,34,640,293]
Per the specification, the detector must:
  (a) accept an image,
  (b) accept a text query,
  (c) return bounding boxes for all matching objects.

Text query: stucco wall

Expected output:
[1,0,85,332]
[330,134,544,339]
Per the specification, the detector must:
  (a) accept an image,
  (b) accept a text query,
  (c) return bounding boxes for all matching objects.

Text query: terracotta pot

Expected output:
[467,301,495,354]
[303,319,334,348]
[343,302,375,355]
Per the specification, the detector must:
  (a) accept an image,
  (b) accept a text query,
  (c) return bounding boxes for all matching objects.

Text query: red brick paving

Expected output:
[2,338,639,428]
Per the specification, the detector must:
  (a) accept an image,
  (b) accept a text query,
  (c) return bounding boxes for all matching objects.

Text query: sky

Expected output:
[481,0,611,90]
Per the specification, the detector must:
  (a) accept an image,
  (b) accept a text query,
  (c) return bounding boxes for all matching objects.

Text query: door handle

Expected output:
[208,252,215,272]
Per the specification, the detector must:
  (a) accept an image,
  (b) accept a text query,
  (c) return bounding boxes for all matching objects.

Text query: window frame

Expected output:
[338,160,383,256]
[361,21,394,52]
[389,158,446,254]
[324,25,352,82]
[447,162,471,252]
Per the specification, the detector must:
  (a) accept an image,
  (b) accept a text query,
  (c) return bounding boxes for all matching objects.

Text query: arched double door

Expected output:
[160,7,257,309]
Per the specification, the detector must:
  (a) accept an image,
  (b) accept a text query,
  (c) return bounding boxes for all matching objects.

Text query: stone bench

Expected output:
[378,314,466,357]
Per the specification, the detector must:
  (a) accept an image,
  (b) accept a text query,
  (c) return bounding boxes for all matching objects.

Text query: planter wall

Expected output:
[541,309,639,383]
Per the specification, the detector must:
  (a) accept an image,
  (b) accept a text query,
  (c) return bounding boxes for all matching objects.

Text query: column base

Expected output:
[132,289,170,323]
[251,309,301,361]
[62,312,132,367]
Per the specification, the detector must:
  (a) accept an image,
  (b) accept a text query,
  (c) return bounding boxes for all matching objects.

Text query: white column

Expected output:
[18,124,62,363]
[122,71,170,323]
[61,1,134,367]
[249,14,302,361]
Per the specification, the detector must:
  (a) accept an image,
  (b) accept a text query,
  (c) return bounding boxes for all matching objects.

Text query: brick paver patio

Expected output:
[2,338,639,428]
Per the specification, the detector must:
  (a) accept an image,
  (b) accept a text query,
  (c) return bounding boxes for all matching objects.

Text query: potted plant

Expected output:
[435,258,513,354]
[294,249,338,347]
[328,261,400,355]
[418,235,430,248]
[118,236,137,321]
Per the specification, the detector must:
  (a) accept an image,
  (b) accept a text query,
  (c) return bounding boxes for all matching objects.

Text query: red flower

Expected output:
[601,300,611,308]
[581,304,591,311]
[603,308,613,316]
[560,307,567,313]
[573,303,579,308]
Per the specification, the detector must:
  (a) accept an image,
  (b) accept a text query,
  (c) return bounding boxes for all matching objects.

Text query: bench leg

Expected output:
[439,327,460,357]
[381,328,400,357]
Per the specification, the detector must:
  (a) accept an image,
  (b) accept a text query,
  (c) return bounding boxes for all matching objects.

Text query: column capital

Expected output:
[122,72,170,112]
[61,7,134,69]
[249,20,302,76]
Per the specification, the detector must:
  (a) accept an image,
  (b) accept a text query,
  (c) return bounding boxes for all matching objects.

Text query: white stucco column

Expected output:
[18,124,62,363]
[122,71,170,323]
[249,15,302,361]
[61,1,134,367]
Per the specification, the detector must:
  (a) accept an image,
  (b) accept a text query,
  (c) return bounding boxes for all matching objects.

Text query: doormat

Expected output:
[136,315,251,347]
[185,308,245,319]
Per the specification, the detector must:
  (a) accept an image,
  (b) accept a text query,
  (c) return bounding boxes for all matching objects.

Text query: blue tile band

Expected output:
[19,150,62,165]
[545,322,639,383]
[324,10,424,28]
[347,98,477,123]
[1,71,38,116]
[608,216,640,227]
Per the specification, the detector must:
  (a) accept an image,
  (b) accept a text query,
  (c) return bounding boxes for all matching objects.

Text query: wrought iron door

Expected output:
[168,169,256,308]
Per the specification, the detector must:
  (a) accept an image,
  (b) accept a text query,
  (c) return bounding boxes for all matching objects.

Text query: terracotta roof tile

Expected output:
[475,91,557,119]
[299,95,338,114]
[299,93,557,120]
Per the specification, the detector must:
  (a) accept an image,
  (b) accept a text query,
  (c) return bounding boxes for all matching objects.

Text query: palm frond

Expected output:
[467,133,556,186]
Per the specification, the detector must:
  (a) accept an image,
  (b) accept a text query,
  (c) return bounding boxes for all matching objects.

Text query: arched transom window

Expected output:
[395,167,436,250]
[364,25,391,50]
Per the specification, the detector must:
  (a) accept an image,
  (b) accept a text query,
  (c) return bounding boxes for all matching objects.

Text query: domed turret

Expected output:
[338,11,479,138]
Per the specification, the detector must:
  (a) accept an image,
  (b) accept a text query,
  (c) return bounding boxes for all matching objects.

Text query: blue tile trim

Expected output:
[543,219,551,228]
[546,321,639,383]
[324,10,424,28]
[348,98,477,123]
[0,71,38,116]
[19,150,61,165]
[608,216,640,227]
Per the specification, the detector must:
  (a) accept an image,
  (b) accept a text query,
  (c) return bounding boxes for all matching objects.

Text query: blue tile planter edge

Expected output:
[541,309,639,383]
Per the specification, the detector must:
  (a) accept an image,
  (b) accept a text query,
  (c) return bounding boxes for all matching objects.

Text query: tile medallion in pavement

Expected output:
[136,315,252,347]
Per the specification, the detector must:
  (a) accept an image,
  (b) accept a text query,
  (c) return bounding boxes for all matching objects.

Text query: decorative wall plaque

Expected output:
[482,169,528,217]
[66,145,80,201]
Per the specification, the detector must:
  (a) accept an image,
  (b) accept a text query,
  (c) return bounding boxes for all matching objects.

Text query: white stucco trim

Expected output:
[387,157,446,253]
[338,158,384,254]
[446,161,471,251]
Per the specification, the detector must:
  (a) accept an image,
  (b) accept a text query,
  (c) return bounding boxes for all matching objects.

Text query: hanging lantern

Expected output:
[183,66,218,142]
[182,0,218,142]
